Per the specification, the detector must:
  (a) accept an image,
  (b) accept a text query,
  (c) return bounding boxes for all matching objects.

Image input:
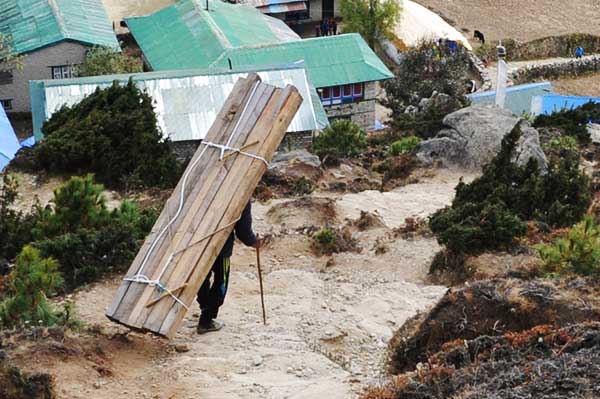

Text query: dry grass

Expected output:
[414,0,600,42]
[552,73,600,96]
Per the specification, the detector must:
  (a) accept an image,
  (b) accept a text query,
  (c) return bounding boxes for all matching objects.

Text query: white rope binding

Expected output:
[123,81,267,310]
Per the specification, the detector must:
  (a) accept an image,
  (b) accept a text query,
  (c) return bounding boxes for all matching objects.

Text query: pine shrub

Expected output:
[31,175,157,290]
[0,246,64,329]
[387,136,421,156]
[0,175,35,262]
[34,80,180,189]
[538,216,600,277]
[312,119,367,161]
[533,102,600,144]
[430,124,590,267]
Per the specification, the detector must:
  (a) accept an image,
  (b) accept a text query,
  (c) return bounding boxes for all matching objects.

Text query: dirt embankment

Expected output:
[387,277,600,374]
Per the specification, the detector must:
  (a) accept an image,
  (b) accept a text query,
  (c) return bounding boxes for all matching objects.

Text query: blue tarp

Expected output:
[468,82,553,116]
[0,104,20,172]
[531,95,600,116]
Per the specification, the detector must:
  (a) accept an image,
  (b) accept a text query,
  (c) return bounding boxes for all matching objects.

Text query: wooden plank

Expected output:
[107,76,302,337]
[159,86,302,337]
[107,75,259,324]
[132,84,276,329]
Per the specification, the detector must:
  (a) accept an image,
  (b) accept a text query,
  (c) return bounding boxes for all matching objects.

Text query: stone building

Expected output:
[125,0,393,131]
[0,0,118,114]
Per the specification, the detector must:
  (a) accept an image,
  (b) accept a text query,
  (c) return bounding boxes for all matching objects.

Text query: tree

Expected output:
[381,40,471,138]
[34,80,180,189]
[340,0,401,49]
[0,33,25,73]
[77,46,143,77]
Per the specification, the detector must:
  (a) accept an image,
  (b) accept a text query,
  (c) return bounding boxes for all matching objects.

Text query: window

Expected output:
[0,71,13,85]
[343,85,352,97]
[320,83,366,105]
[332,86,341,98]
[353,83,363,97]
[51,65,76,80]
[1,99,13,110]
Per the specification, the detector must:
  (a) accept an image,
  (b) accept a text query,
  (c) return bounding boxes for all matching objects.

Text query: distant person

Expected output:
[331,18,338,35]
[448,40,457,55]
[315,25,321,37]
[576,46,585,59]
[321,19,329,36]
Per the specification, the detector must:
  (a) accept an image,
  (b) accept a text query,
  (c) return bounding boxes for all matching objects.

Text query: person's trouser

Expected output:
[197,256,231,324]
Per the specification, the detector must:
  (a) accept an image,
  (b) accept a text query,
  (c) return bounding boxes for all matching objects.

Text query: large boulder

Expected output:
[417,105,547,170]
[268,149,322,182]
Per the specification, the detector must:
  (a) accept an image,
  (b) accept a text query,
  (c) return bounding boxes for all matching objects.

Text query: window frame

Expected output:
[51,64,77,80]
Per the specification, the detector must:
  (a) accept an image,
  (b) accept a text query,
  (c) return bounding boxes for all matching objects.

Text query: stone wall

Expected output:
[469,53,493,92]
[323,81,377,131]
[511,55,600,84]
[1,41,89,113]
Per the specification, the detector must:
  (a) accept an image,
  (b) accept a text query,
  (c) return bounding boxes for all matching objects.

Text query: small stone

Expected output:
[174,343,190,353]
[252,355,263,366]
[93,382,101,389]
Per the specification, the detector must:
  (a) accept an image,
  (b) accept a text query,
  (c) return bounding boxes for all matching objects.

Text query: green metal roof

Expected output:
[126,0,393,88]
[125,0,294,69]
[0,0,119,54]
[213,34,394,88]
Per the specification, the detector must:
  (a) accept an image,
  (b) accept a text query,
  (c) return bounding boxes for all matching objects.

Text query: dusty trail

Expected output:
[26,169,470,399]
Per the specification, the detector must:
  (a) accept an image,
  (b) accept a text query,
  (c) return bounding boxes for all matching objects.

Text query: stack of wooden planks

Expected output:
[106,74,302,338]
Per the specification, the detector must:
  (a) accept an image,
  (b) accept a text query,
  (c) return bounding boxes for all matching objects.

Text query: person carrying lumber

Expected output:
[196,202,261,334]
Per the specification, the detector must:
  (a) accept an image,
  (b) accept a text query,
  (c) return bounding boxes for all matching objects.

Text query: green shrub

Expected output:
[313,119,367,160]
[0,246,64,329]
[31,176,157,290]
[313,227,337,248]
[533,102,600,144]
[34,80,180,189]
[32,174,109,239]
[381,41,470,139]
[0,175,36,262]
[430,124,590,267]
[387,136,421,156]
[538,216,600,277]
[77,45,143,77]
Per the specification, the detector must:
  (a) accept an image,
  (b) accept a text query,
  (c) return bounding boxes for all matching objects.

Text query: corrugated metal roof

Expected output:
[0,0,119,54]
[468,82,553,116]
[125,0,299,69]
[0,103,20,171]
[30,66,327,142]
[257,2,306,14]
[213,34,394,88]
[241,0,304,7]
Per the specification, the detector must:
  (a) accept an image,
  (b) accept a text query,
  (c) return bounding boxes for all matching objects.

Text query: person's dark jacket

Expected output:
[219,202,257,257]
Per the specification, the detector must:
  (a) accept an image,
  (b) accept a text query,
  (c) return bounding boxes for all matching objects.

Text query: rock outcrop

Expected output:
[417,105,547,170]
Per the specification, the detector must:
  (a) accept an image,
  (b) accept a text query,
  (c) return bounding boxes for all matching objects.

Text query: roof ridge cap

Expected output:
[47,0,68,38]
[190,0,232,49]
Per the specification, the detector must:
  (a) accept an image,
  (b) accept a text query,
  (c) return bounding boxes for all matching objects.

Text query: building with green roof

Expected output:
[0,0,118,113]
[126,0,393,130]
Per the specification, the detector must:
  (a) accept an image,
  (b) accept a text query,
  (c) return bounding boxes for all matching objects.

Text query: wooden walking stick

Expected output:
[256,246,267,325]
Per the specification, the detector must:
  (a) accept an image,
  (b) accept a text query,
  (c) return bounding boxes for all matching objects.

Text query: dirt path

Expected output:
[21,169,473,399]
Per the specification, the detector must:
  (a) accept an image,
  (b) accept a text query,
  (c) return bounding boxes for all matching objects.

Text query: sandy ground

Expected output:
[413,0,600,42]
[10,168,476,399]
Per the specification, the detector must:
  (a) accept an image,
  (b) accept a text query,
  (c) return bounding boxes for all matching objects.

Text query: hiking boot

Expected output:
[196,319,224,334]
